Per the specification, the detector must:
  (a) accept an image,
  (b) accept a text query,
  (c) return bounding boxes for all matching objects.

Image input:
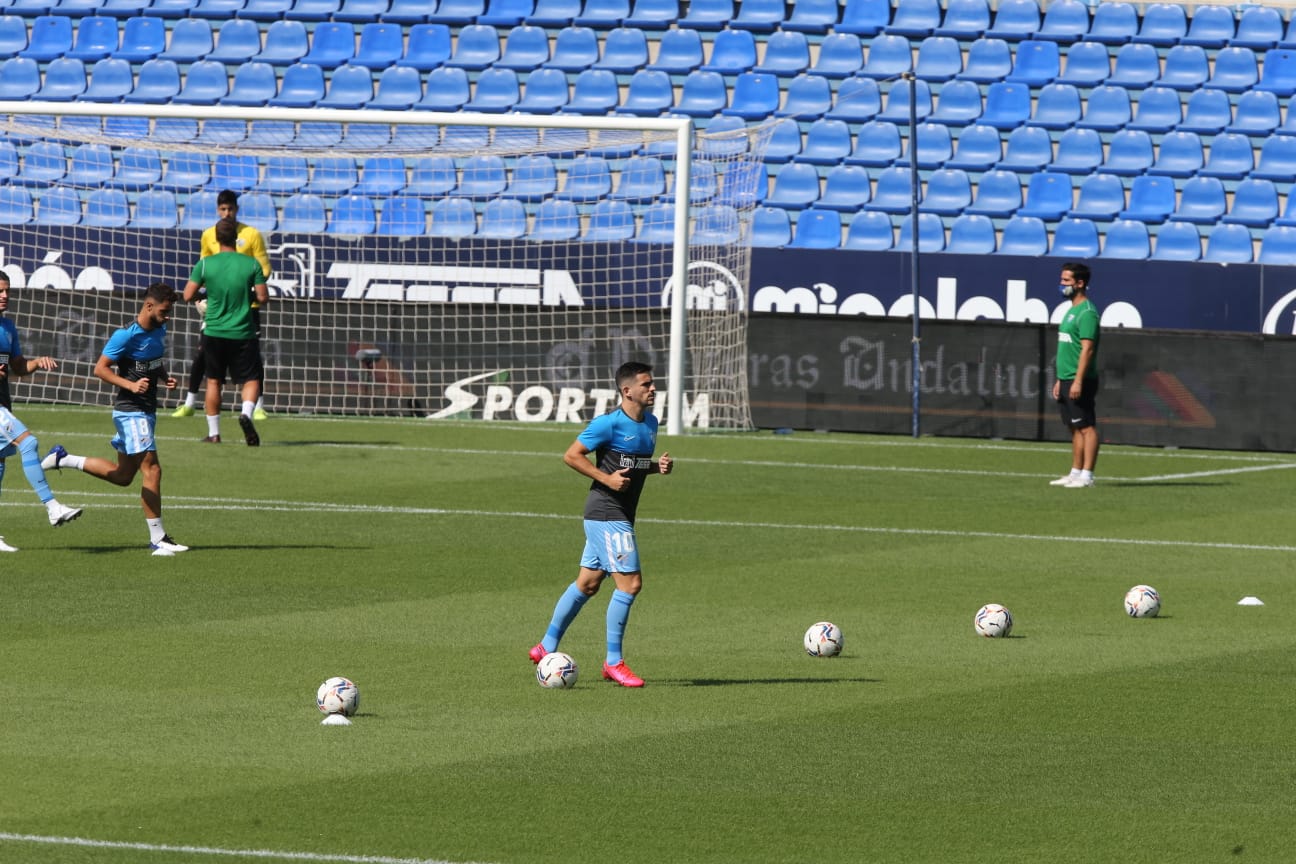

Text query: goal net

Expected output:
[0,103,770,432]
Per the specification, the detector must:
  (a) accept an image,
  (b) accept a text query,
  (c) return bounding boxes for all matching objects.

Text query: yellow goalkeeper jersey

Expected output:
[200,221,271,277]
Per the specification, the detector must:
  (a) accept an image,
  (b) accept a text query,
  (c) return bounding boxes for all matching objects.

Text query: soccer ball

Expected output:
[974,604,1014,638]
[1124,585,1161,618]
[316,677,360,716]
[804,621,843,657]
[536,652,579,689]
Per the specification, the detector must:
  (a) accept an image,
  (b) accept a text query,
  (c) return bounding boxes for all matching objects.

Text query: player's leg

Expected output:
[235,339,262,446]
[138,448,187,555]
[1050,386,1083,486]
[600,521,645,687]
[0,454,13,552]
[173,336,207,417]
[202,336,229,442]
[0,409,81,525]
[531,564,601,662]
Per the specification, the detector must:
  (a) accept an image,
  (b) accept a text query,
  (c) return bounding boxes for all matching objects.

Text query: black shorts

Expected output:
[1057,377,1099,430]
[203,335,263,385]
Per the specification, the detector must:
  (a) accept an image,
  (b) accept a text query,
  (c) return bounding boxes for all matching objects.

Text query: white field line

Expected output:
[1133,462,1296,482]
[0,832,491,864]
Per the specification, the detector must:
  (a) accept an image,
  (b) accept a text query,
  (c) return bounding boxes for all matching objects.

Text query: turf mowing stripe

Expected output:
[1132,462,1296,482]
[0,832,492,864]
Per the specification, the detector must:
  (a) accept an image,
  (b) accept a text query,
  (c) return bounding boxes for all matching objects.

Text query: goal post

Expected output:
[0,102,769,433]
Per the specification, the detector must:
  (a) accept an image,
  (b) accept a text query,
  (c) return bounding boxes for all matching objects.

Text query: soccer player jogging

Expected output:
[172,190,272,423]
[42,282,188,556]
[183,217,270,447]
[1050,261,1101,489]
[0,272,83,551]
[528,361,674,688]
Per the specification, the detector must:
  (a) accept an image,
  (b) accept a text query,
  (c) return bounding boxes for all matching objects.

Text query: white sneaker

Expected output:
[0,536,17,553]
[150,535,189,555]
[47,501,84,527]
[1049,474,1077,486]
[1063,476,1095,488]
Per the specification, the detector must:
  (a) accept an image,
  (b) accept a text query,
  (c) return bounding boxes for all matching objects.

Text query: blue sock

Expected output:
[606,589,636,665]
[542,582,589,653]
[19,436,53,504]
[0,458,6,496]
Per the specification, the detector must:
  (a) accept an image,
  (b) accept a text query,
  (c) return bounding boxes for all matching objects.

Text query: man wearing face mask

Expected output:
[1049,262,1100,489]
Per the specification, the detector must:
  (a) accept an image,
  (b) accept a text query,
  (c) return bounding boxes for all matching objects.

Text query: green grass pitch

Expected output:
[2,406,1295,864]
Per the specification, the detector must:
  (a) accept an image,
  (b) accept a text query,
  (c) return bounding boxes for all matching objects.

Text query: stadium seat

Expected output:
[914,35,963,82]
[512,67,568,114]
[863,166,915,215]
[794,118,852,165]
[1126,86,1182,133]
[623,0,678,29]
[1050,128,1103,174]
[1075,84,1131,132]
[663,160,717,205]
[366,65,422,110]
[67,15,117,62]
[445,23,499,70]
[965,168,1021,217]
[759,117,802,164]
[304,22,356,68]
[157,151,209,192]
[947,213,997,254]
[1199,132,1254,180]
[897,212,946,252]
[887,0,939,38]
[427,198,479,238]
[934,0,990,39]
[0,186,33,225]
[716,158,766,208]
[560,69,618,115]
[616,69,673,116]
[328,194,377,235]
[82,188,129,228]
[474,0,533,24]
[442,125,489,151]
[524,0,578,25]
[1088,1,1140,44]
[721,72,780,120]
[754,29,810,77]
[1056,40,1110,87]
[693,203,740,245]
[207,18,260,64]
[462,66,519,113]
[100,0,149,13]
[837,0,888,36]
[32,57,86,101]
[626,201,672,243]
[274,195,326,232]
[528,199,581,242]
[583,199,636,242]
[774,73,832,120]
[426,0,484,23]
[809,32,863,79]
[846,120,902,168]
[573,0,628,28]
[1233,4,1284,49]
[76,57,131,102]
[976,81,1031,129]
[1252,135,1296,182]
[1203,223,1254,263]
[476,198,526,240]
[1156,45,1210,90]
[1222,178,1278,227]
[237,0,292,17]
[451,155,507,200]
[1026,82,1081,130]
[1134,2,1186,45]
[552,155,610,203]
[749,206,792,247]
[781,0,836,33]
[265,64,325,109]
[495,24,548,70]
[12,141,65,188]
[334,0,388,21]
[208,153,257,191]
[957,37,1012,83]
[352,22,403,69]
[403,156,455,197]
[107,17,158,64]
[945,123,1001,171]
[1036,0,1088,42]
[1100,219,1150,259]
[878,78,932,124]
[354,157,405,197]
[985,0,1040,39]
[1106,42,1159,88]
[107,146,162,191]
[920,168,972,216]
[896,121,952,169]
[678,0,730,30]
[176,189,215,228]
[21,15,73,62]
[1097,129,1153,176]
[699,27,757,75]
[1166,176,1223,226]
[815,164,871,211]
[928,79,982,126]
[858,33,912,79]
[232,192,274,232]
[1182,3,1234,48]
[647,26,702,74]
[1275,194,1296,228]
[1051,217,1100,257]
[765,162,821,210]
[302,157,357,196]
[842,210,894,250]
[594,26,650,74]
[1257,48,1296,97]
[1150,221,1201,261]
[789,208,843,249]
[254,20,307,65]
[1068,173,1124,220]
[223,61,277,107]
[393,23,450,70]
[64,143,113,189]
[1118,175,1174,224]
[252,156,307,194]
[1258,226,1296,265]
[158,17,212,62]
[1006,39,1059,86]
[1227,90,1281,136]
[543,26,599,72]
[173,60,228,105]
[609,155,665,203]
[196,118,245,147]
[662,69,723,117]
[289,0,341,19]
[994,215,1047,255]
[731,0,784,32]
[190,0,244,18]
[823,76,881,123]
[412,66,469,112]
[1206,46,1259,92]
[127,189,178,229]
[1016,171,1071,220]
[33,187,81,226]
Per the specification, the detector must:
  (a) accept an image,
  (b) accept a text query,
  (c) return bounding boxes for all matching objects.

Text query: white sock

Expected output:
[242,401,255,418]
[146,517,166,543]
[207,415,220,437]
[183,392,197,408]
[64,454,86,471]
[254,396,264,411]
[1079,470,1094,482]
[1069,468,1082,478]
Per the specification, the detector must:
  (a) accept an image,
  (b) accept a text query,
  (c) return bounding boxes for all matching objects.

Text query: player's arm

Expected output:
[6,352,58,378]
[183,259,206,303]
[252,275,269,307]
[93,353,148,394]
[248,229,272,278]
[655,451,672,475]
[564,438,631,492]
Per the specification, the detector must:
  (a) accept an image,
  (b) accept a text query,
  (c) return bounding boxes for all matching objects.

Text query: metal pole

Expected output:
[905,73,921,438]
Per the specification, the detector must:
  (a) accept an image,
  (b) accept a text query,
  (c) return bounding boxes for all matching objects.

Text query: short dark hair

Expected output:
[615,361,653,390]
[214,217,239,248]
[146,281,176,305]
[216,189,239,209]
[1063,262,1091,289]
[0,271,9,287]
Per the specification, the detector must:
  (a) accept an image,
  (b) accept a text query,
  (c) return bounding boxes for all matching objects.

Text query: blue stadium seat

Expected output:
[158,17,212,62]
[754,29,810,77]
[60,0,106,13]
[1106,41,1159,87]
[1211,47,1264,92]
[573,0,628,28]
[1275,194,1296,228]
[721,72,780,120]
[244,120,294,147]
[222,61,276,107]
[976,81,1031,129]
[208,153,257,191]
[794,118,852,165]
[255,20,307,65]
[761,117,803,163]
[957,37,1012,83]
[782,0,836,33]
[928,79,982,126]
[525,0,579,26]
[887,0,940,38]
[0,187,33,225]
[293,0,342,19]
[1026,82,1080,130]
[1181,3,1234,48]
[1227,90,1281,136]
[775,73,832,119]
[1056,40,1110,87]
[1151,134,1205,179]
[173,59,228,105]
[897,212,946,251]
[858,33,912,79]
[845,120,902,168]
[129,190,179,229]
[694,203,740,245]
[328,194,376,235]
[1119,174,1174,223]
[237,0,292,17]
[109,146,162,191]
[965,168,1021,217]
[157,152,209,192]
[678,0,730,30]
[863,165,915,214]
[351,22,403,69]
[946,123,1001,170]
[1258,226,1296,265]
[68,15,117,61]
[266,63,325,108]
[809,32,863,78]
[254,156,308,194]
[749,206,792,247]
[82,188,129,228]
[367,65,422,110]
[613,69,671,116]
[583,199,636,242]
[21,15,72,62]
[190,0,244,18]
[123,60,180,104]
[1098,129,1153,176]
[100,0,149,14]
[177,189,216,229]
[477,198,527,239]
[765,162,821,210]
[823,76,880,123]
[34,57,86,101]
[842,210,894,251]
[628,202,674,243]
[427,198,479,238]
[235,192,275,232]
[480,0,533,26]
[404,156,455,197]
[1083,0,1135,44]
[700,27,757,75]
[0,14,28,55]
[374,196,426,236]
[113,15,164,63]
[647,26,702,73]
[495,24,548,70]
[34,188,81,226]
[1126,85,1181,133]
[664,160,717,205]
[197,118,246,146]
[446,23,500,70]
[463,66,519,113]
[443,125,489,152]
[303,157,357,196]
[1050,127,1103,174]
[64,143,112,189]
[1133,2,1186,46]
[207,18,260,63]
[1252,135,1296,182]
[412,66,468,111]
[878,78,932,124]
[920,168,972,216]
[514,66,568,113]
[1006,39,1059,86]
[947,213,997,254]
[816,164,871,211]
[914,35,963,82]
[1176,176,1223,226]
[934,0,990,39]
[896,121,952,169]
[1222,178,1278,227]
[608,155,664,203]
[1232,4,1283,50]
[836,0,888,36]
[545,26,599,72]
[1258,48,1296,97]
[1101,219,1150,259]
[528,199,581,242]
[78,57,131,101]
[790,209,843,249]
[1199,132,1254,180]
[395,23,451,70]
[1156,45,1209,90]
[716,158,766,208]
[985,0,1039,39]
[1076,84,1131,132]
[355,157,405,196]
[1203,223,1254,263]
[552,155,610,203]
[452,155,507,200]
[1051,217,1100,257]
[1036,0,1088,42]
[1016,171,1071,220]
[730,0,783,32]
[1068,172,1124,220]
[1150,221,1201,261]
[560,68,618,114]
[304,21,356,67]
[996,215,1048,255]
[623,0,677,29]
[334,0,388,21]
[426,0,484,23]
[595,26,650,74]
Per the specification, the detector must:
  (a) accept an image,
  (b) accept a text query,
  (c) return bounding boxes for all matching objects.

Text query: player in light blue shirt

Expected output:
[528,361,674,688]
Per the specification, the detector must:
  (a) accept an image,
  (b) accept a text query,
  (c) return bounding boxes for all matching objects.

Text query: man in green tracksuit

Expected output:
[1049,261,1101,489]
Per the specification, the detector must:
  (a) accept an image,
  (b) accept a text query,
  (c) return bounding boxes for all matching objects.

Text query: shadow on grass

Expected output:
[658,676,882,687]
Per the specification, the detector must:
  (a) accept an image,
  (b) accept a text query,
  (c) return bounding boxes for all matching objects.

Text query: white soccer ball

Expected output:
[316,676,360,716]
[804,621,843,657]
[536,652,579,689]
[1124,585,1161,618]
[974,604,1014,638]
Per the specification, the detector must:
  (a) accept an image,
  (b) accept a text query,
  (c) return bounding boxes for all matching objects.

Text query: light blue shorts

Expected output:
[580,520,641,574]
[0,406,29,449]
[110,410,158,456]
